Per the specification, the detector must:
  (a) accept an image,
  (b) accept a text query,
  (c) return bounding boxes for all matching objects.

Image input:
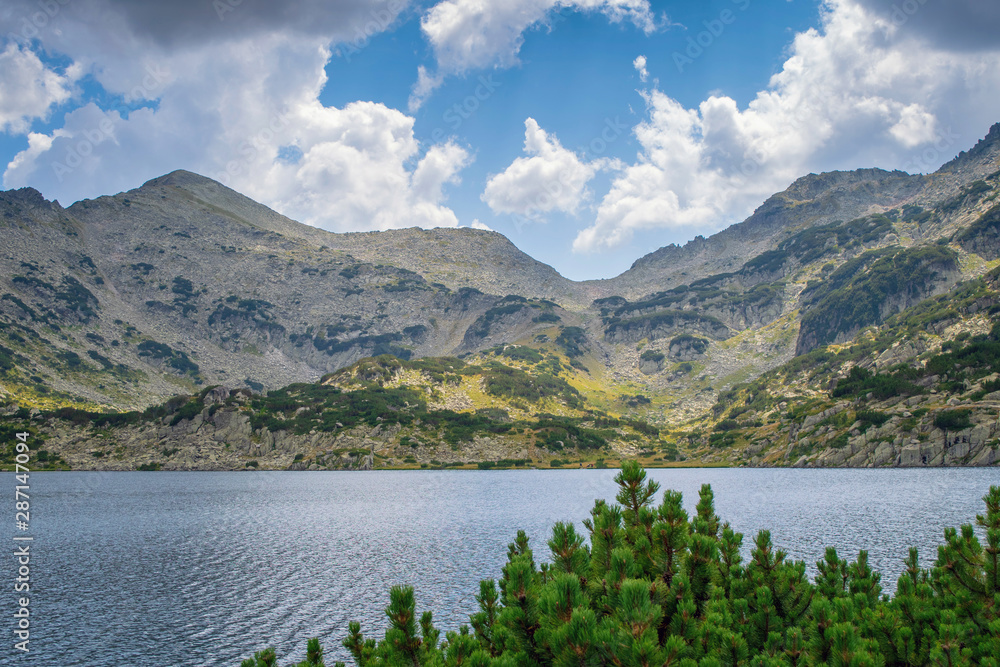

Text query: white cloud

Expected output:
[257,96,472,231]
[572,0,1000,252]
[633,54,648,82]
[468,218,494,231]
[3,132,55,177]
[0,44,79,134]
[2,14,472,233]
[412,0,657,108]
[889,103,938,148]
[422,0,656,72]
[482,117,603,219]
[408,65,445,112]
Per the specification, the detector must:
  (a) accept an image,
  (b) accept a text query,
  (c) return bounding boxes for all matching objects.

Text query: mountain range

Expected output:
[2,123,1000,470]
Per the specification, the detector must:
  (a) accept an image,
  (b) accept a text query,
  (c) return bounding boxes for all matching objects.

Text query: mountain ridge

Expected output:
[2,123,1000,470]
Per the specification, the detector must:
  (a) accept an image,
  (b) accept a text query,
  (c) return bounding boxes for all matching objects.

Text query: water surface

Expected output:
[1,468,997,666]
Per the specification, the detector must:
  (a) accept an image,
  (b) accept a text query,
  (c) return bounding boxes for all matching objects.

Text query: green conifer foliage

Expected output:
[653,490,689,587]
[240,647,277,667]
[240,473,1000,667]
[292,638,327,667]
[470,580,500,655]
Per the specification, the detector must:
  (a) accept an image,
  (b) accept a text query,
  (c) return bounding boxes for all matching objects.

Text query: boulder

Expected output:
[873,442,896,467]
[203,386,231,405]
[899,442,943,466]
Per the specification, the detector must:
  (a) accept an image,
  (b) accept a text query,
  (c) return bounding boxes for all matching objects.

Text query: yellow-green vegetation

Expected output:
[4,139,1000,471]
[313,353,676,467]
[796,245,960,355]
[0,350,690,470]
[686,265,1000,466]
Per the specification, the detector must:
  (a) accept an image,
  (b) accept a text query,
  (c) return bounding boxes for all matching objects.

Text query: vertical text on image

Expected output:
[11,430,32,653]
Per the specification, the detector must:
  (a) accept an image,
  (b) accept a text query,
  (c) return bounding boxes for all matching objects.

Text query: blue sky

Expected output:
[1,0,999,280]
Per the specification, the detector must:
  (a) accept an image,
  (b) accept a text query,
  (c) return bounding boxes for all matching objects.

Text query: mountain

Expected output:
[0,172,582,410]
[2,123,1000,470]
[602,122,1000,298]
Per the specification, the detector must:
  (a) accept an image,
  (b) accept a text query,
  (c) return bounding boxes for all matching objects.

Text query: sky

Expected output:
[1,0,999,281]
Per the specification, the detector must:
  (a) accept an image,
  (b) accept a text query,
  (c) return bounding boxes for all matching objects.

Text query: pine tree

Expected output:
[607,578,664,666]
[979,486,1000,599]
[240,647,277,667]
[470,579,500,656]
[685,486,721,616]
[880,547,935,666]
[441,625,487,667]
[694,484,721,540]
[495,532,544,664]
[238,476,1000,667]
[717,524,745,601]
[381,585,429,667]
[744,530,812,650]
[548,522,590,579]
[652,490,689,587]
[584,501,625,584]
[294,637,326,667]
[816,548,849,600]
[846,551,881,610]
[614,460,660,529]
[343,622,377,667]
[537,573,604,667]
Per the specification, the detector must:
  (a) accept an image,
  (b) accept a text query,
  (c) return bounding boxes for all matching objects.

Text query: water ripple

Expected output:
[1,468,997,666]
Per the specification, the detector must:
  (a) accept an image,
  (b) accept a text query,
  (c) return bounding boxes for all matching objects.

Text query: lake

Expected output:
[2,468,998,666]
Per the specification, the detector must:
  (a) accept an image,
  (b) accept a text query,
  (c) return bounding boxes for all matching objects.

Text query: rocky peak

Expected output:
[0,186,63,212]
[936,122,1000,175]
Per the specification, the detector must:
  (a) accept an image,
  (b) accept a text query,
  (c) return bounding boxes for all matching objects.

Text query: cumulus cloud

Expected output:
[572,0,1000,253]
[0,44,79,134]
[422,0,655,72]
[2,0,409,48]
[482,117,604,220]
[255,97,472,231]
[1,3,472,232]
[851,0,1000,51]
[411,0,657,108]
[632,54,648,82]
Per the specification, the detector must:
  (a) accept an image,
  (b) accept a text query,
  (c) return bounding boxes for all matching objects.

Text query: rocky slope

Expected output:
[2,352,663,471]
[680,268,1000,468]
[2,123,1000,469]
[0,175,573,409]
[599,123,1000,300]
